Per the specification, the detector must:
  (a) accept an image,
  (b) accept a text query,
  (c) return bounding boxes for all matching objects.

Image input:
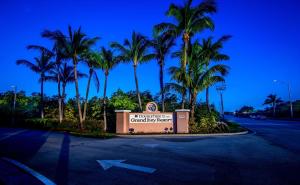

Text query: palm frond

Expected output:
[165,82,186,95]
[27,45,53,56]
[16,60,40,73]
[92,71,100,93]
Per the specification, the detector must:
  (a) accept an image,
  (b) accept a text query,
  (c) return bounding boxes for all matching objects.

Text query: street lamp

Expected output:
[216,84,226,120]
[273,80,293,118]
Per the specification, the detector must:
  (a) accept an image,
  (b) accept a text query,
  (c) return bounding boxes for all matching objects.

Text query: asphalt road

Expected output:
[0,117,300,185]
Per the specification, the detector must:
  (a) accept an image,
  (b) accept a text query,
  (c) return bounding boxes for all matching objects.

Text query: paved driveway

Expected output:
[0,118,300,185]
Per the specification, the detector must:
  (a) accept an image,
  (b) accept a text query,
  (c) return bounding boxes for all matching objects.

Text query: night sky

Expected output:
[0,0,299,111]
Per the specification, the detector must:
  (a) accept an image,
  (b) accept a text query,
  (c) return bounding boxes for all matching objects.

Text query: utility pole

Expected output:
[216,84,226,120]
[273,80,293,118]
[288,82,293,118]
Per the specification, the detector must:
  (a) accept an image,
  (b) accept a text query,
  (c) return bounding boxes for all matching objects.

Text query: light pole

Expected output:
[216,84,226,120]
[273,80,293,118]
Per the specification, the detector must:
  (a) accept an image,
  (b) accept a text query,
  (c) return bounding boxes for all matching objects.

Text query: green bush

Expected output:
[83,120,104,132]
[24,118,59,129]
[190,112,229,134]
[24,118,104,132]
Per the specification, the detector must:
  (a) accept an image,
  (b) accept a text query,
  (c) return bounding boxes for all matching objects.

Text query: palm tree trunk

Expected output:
[103,72,108,132]
[62,83,66,119]
[190,90,197,122]
[57,74,63,123]
[73,56,83,129]
[183,33,189,70]
[133,65,142,112]
[188,87,192,108]
[83,69,93,121]
[206,88,211,113]
[181,89,186,109]
[181,34,189,110]
[40,75,44,119]
[159,61,165,112]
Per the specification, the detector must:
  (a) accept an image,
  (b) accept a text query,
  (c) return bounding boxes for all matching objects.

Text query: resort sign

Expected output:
[129,114,173,124]
[115,102,190,134]
[129,102,173,124]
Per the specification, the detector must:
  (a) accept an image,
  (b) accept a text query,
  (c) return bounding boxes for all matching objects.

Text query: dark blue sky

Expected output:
[0,0,299,111]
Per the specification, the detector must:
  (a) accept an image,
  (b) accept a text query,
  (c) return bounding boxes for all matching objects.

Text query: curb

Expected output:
[116,130,249,138]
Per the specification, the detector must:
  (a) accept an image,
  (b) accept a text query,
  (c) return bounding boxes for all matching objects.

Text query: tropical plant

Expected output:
[237,106,254,114]
[81,51,100,121]
[99,47,119,131]
[263,94,283,117]
[45,62,87,120]
[42,30,69,123]
[154,0,216,70]
[188,55,229,121]
[151,31,175,112]
[45,63,63,122]
[165,81,188,109]
[110,89,138,110]
[200,35,231,112]
[111,31,154,111]
[16,45,54,118]
[42,26,99,129]
[87,97,102,120]
[169,41,229,121]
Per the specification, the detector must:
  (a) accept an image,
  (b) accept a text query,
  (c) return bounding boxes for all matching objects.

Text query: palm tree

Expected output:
[43,30,68,123]
[263,94,283,117]
[111,32,154,111]
[151,32,175,112]
[16,45,54,118]
[99,47,119,131]
[42,26,99,129]
[169,41,229,121]
[154,0,216,70]
[187,41,229,121]
[45,62,87,119]
[200,35,231,112]
[165,81,188,109]
[168,66,189,109]
[46,62,63,122]
[81,51,100,121]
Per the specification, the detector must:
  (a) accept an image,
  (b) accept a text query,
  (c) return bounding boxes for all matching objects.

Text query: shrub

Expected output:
[24,118,59,129]
[189,113,229,134]
[83,120,104,132]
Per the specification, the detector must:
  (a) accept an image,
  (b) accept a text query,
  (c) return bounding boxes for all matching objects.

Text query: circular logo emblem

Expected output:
[146,102,158,112]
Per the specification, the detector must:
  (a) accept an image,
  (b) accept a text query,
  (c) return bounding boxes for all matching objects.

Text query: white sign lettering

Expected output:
[129,114,173,123]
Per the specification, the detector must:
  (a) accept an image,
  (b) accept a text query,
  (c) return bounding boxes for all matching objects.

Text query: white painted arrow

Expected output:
[97,160,156,174]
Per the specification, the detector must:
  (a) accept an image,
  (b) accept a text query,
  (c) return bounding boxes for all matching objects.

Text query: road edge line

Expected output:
[1,157,56,185]
[0,129,27,142]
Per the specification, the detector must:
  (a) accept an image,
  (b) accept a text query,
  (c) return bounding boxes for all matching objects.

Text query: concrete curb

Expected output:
[116,130,249,138]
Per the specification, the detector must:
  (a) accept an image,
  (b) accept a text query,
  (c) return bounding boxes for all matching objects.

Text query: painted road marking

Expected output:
[0,129,27,142]
[143,144,159,148]
[97,160,156,174]
[2,157,56,185]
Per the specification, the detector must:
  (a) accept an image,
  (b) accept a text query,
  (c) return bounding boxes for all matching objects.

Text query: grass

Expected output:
[69,130,116,139]
[226,121,248,133]
[45,126,116,139]
[0,118,116,139]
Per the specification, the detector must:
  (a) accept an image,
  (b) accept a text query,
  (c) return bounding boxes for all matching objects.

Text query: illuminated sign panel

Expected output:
[129,114,173,123]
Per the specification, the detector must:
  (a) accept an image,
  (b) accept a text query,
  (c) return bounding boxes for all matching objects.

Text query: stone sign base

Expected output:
[115,109,190,134]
